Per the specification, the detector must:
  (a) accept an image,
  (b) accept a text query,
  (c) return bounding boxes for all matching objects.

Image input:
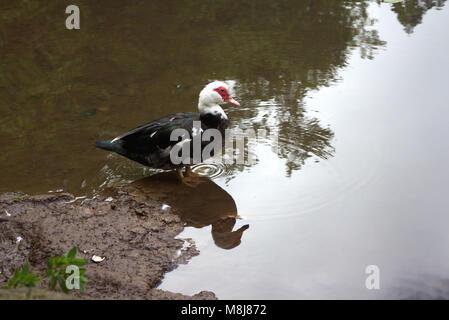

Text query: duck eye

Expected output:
[220,89,225,93]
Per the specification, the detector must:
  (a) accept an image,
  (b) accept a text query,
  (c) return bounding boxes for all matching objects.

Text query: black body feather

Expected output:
[95,111,229,169]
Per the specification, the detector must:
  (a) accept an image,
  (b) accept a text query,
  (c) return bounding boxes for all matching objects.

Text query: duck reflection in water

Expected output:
[130,171,249,249]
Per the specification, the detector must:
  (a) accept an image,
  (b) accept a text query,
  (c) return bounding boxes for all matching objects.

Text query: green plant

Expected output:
[46,247,88,293]
[3,263,41,299]
[3,246,88,298]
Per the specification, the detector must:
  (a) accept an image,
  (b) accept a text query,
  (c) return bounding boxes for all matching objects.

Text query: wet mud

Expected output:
[0,182,217,300]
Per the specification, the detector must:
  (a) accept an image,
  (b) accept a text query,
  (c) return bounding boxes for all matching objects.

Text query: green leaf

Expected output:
[4,264,41,290]
[66,247,77,259]
[57,276,69,294]
[49,275,57,289]
[6,279,14,289]
[72,258,85,266]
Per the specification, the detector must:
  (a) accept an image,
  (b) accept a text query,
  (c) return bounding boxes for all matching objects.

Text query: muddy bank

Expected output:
[0,186,216,300]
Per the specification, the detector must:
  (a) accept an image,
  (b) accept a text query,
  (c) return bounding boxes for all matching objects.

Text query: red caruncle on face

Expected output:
[213,86,231,102]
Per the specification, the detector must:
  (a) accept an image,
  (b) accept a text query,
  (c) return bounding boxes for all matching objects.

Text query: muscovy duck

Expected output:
[95,81,240,182]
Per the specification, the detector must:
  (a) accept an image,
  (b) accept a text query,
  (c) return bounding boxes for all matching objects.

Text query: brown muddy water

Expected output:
[1,1,449,299]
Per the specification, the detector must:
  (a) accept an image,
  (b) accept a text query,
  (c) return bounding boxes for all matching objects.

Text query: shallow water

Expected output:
[1,0,449,299]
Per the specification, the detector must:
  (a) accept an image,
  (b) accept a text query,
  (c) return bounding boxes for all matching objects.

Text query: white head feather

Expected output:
[198,81,230,118]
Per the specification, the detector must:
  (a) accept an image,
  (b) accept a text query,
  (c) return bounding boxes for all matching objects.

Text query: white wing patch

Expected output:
[207,105,228,119]
[191,127,204,137]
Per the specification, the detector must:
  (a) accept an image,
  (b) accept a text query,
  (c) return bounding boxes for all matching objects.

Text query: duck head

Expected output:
[198,81,240,115]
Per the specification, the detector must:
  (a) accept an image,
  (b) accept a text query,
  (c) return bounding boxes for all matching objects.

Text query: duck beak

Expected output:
[227,98,240,106]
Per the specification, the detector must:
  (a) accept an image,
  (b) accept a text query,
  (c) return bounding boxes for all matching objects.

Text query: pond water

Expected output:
[1,0,449,299]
